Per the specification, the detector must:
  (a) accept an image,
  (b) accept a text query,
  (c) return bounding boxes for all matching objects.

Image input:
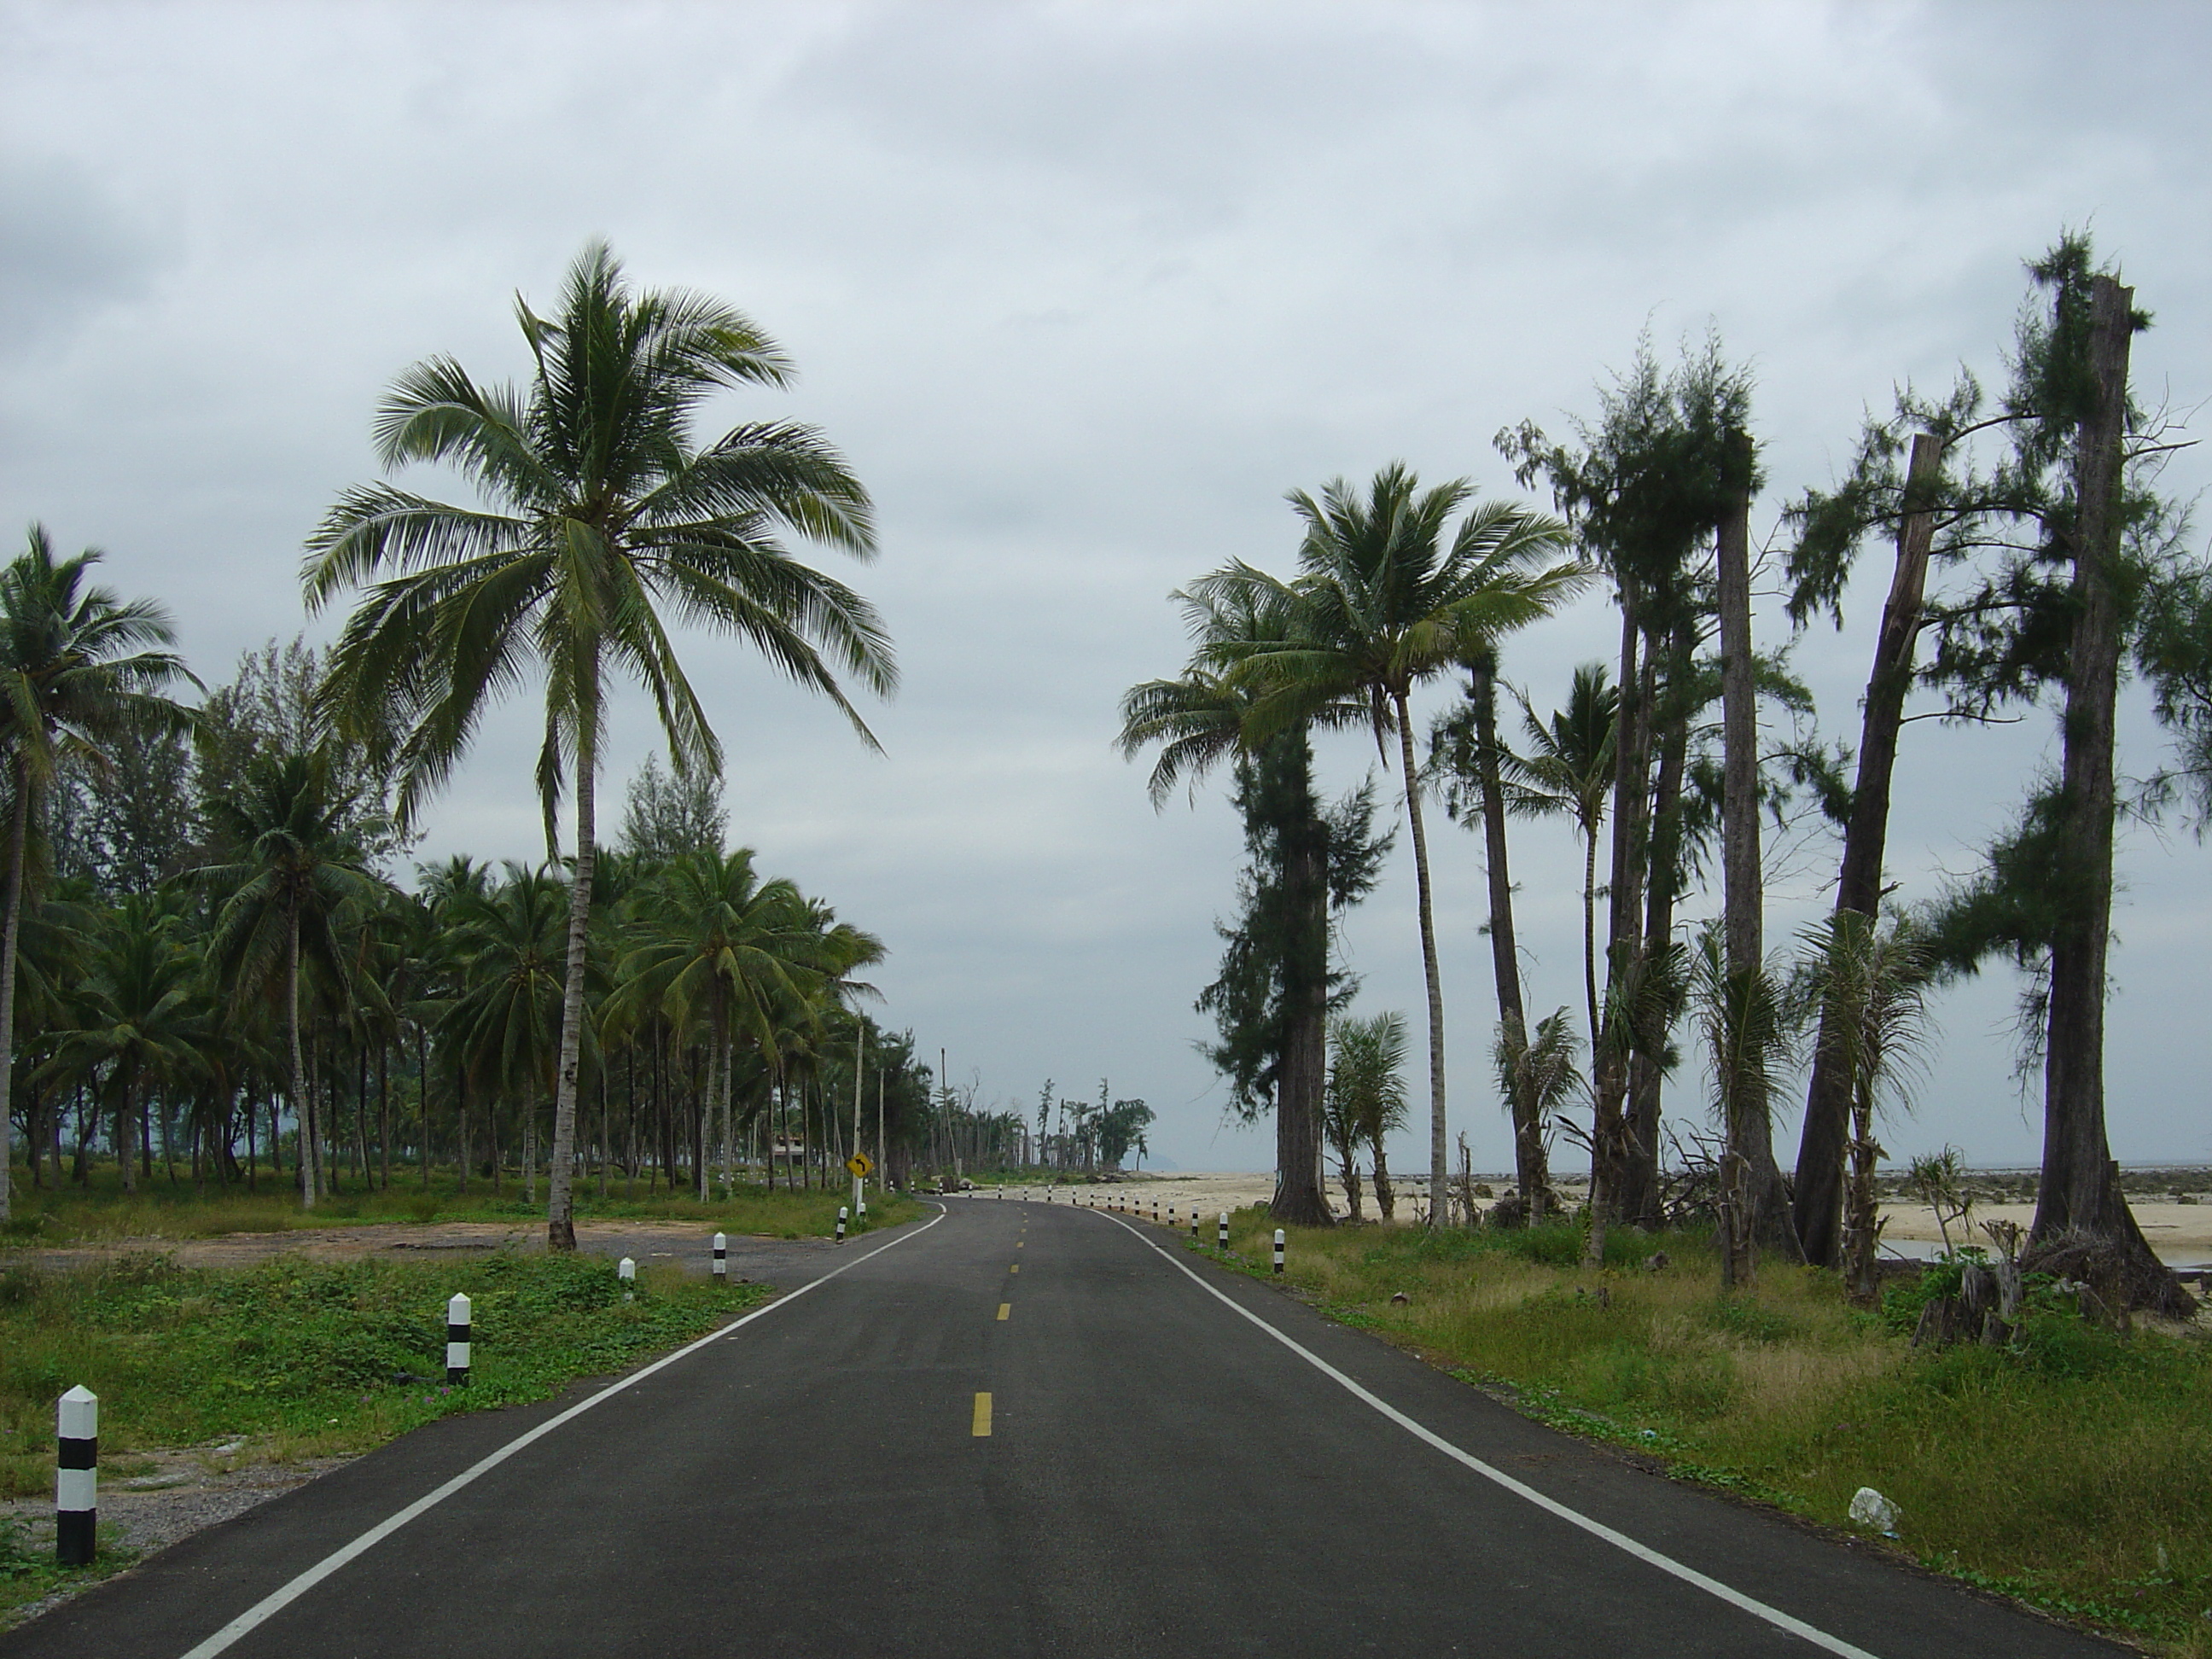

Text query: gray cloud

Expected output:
[1,0,2207,1172]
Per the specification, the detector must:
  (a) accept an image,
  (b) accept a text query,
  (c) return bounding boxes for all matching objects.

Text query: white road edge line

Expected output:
[176,1208,948,1659]
[1096,1211,1882,1659]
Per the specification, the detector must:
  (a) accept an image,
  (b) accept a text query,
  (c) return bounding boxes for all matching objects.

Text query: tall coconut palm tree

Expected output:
[1238,466,1584,1224]
[1505,664,1618,1047]
[305,242,895,1250]
[201,747,383,1208]
[0,527,192,1220]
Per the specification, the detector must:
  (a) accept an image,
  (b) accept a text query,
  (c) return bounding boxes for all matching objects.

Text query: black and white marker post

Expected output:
[55,1385,96,1566]
[1273,1229,1286,1275]
[713,1232,728,1284]
[836,1207,848,1244]
[445,1294,471,1386]
[619,1257,636,1301]
[1190,1210,1198,1241]
[1217,1212,1229,1249]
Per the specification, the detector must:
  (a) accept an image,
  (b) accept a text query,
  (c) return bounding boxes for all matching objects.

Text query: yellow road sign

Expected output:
[846,1152,876,1178]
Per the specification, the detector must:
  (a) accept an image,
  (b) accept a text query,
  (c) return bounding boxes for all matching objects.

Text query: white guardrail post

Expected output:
[446,1294,472,1386]
[55,1385,96,1566]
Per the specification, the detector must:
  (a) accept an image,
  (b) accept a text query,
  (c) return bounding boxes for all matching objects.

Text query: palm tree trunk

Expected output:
[547,676,597,1253]
[456,1056,469,1195]
[1334,1137,1364,1220]
[1580,828,1600,1062]
[0,757,32,1225]
[378,1040,391,1191]
[290,909,314,1211]
[1795,432,1942,1266]
[119,1074,139,1196]
[1394,694,1449,1228]
[418,1027,431,1190]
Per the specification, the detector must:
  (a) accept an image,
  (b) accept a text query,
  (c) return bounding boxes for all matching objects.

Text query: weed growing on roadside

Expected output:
[1194,1204,2212,1654]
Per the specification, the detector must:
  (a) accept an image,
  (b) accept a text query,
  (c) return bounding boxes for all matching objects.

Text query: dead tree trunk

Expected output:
[1274,735,1336,1227]
[2032,274,2181,1313]
[1794,432,1942,1267]
[1586,594,1651,1262]
[1714,428,1780,1284]
[1623,617,1693,1228]
[1468,651,1547,1217]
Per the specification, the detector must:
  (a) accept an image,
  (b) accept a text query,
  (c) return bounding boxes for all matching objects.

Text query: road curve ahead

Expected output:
[2,1198,2122,1658]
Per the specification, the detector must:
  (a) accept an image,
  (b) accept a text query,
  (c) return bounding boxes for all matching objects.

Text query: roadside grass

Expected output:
[0,1249,771,1626]
[1196,1207,2212,1655]
[2,1165,917,1245]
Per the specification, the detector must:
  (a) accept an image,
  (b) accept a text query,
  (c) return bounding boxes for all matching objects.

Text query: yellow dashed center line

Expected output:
[972,1393,993,1436]
[997,1302,1010,1321]
[1010,1264,1018,1274]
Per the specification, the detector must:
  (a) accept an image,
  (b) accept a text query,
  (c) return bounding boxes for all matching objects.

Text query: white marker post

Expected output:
[712,1232,728,1284]
[618,1257,636,1302]
[55,1386,96,1566]
[836,1207,848,1244]
[1189,1210,1198,1242]
[1273,1229,1286,1275]
[445,1295,472,1386]
[1217,1212,1229,1249]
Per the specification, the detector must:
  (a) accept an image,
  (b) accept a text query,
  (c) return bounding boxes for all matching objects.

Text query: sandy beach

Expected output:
[992,1172,2212,1265]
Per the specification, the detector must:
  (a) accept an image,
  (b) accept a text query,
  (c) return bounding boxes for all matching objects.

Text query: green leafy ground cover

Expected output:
[2,1167,917,1244]
[1204,1208,2212,1656]
[0,1250,771,1626]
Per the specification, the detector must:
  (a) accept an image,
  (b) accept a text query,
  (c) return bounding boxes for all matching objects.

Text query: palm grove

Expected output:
[0,246,971,1244]
[1123,233,2212,1313]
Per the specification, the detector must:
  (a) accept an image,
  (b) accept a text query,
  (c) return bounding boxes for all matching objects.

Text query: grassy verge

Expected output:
[1198,1207,2212,1656]
[2,1167,918,1244]
[0,1249,775,1626]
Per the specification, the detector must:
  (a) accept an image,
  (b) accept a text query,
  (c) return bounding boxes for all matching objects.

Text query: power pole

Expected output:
[851,1022,866,1214]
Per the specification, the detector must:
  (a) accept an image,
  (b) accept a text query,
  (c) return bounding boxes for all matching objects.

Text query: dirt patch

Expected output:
[3,1445,350,1629]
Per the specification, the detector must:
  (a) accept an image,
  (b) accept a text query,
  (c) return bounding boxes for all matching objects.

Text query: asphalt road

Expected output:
[2,1197,2122,1658]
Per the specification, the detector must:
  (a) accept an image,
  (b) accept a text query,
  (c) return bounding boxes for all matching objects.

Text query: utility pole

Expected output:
[851,1022,866,1214]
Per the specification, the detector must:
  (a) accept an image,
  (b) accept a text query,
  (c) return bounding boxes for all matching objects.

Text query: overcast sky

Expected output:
[3,1,2209,1175]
